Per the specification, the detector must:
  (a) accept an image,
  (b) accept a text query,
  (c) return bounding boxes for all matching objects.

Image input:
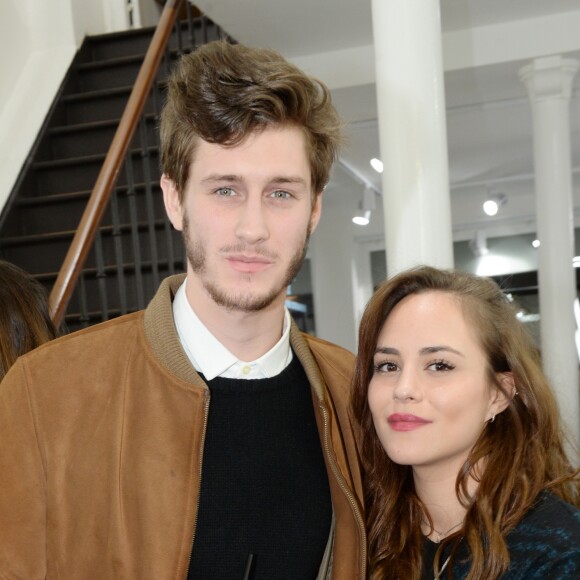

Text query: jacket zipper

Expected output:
[184,390,211,577]
[320,403,367,579]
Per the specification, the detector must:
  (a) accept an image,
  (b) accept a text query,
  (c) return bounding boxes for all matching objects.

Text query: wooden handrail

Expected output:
[49,0,184,326]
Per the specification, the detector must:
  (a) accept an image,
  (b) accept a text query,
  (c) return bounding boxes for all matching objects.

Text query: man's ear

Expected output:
[490,372,516,419]
[309,192,323,233]
[161,174,184,231]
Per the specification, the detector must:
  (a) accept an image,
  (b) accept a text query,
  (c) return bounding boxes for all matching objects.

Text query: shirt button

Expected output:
[242,365,251,375]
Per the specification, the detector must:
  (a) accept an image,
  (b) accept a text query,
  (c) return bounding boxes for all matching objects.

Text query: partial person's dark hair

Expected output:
[0,261,59,380]
[350,265,579,580]
[160,40,343,201]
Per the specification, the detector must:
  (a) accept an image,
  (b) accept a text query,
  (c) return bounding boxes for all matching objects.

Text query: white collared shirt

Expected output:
[172,280,293,380]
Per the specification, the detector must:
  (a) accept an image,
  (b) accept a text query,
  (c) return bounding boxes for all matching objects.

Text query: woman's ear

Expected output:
[489,372,516,420]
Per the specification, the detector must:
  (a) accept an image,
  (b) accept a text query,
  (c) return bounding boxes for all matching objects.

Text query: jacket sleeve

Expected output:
[0,360,47,579]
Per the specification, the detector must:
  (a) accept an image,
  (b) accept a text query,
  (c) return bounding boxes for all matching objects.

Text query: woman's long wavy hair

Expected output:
[350,266,579,579]
[0,261,59,381]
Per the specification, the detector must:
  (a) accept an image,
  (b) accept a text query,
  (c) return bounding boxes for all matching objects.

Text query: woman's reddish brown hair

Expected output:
[0,261,59,381]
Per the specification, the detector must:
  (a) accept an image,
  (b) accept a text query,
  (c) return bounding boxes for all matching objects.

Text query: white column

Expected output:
[519,56,580,444]
[371,0,454,275]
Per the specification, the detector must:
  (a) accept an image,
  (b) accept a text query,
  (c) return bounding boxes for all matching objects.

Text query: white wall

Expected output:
[0,0,129,214]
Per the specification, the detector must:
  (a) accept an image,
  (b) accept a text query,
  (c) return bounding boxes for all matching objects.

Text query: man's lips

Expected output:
[226,254,274,274]
[387,413,432,432]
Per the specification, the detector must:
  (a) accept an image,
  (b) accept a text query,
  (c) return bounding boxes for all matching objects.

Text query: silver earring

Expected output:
[490,414,495,423]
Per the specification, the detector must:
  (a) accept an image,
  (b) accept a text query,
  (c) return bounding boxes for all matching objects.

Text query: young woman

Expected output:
[0,260,59,380]
[351,266,579,579]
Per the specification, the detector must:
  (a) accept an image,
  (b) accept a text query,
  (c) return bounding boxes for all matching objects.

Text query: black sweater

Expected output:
[422,491,580,579]
[188,355,332,580]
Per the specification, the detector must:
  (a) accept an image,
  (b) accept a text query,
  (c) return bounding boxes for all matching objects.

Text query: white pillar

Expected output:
[310,200,358,353]
[519,56,580,444]
[371,0,454,275]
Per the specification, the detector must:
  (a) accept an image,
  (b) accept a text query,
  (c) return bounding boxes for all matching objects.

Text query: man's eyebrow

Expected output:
[200,174,308,186]
[269,176,308,186]
[200,174,241,184]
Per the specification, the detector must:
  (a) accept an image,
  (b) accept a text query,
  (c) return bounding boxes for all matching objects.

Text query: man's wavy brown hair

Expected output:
[350,266,579,579]
[160,40,342,201]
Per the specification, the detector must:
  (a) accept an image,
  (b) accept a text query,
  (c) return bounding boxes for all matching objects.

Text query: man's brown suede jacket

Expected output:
[0,275,366,579]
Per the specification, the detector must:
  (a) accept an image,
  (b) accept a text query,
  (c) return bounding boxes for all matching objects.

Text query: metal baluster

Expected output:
[201,13,208,44]
[175,13,183,56]
[110,189,128,314]
[186,1,195,48]
[125,154,145,310]
[162,35,172,77]
[79,272,90,329]
[139,117,160,290]
[94,229,109,321]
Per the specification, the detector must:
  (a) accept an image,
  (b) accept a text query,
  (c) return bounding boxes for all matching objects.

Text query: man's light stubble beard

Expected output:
[181,212,311,313]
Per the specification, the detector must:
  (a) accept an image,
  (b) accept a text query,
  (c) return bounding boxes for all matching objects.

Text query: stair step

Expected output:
[35,257,185,283]
[48,113,156,137]
[81,16,223,64]
[76,54,145,92]
[82,25,159,62]
[8,183,164,237]
[0,218,169,247]
[28,147,160,196]
[59,85,159,125]
[15,182,157,206]
[45,114,158,159]
[51,260,184,328]
[0,219,182,275]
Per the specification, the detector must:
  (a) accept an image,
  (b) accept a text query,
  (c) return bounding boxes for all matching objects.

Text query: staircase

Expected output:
[0,12,225,333]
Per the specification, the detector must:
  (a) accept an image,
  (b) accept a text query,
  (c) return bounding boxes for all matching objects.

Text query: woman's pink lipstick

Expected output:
[387,413,432,432]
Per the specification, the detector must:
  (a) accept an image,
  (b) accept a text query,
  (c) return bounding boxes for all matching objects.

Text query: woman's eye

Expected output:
[374,361,398,373]
[427,360,455,372]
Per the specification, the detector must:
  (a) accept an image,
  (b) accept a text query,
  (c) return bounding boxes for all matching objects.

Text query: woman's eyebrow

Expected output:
[420,345,464,357]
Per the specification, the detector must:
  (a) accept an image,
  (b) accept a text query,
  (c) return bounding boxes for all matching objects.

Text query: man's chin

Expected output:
[204,283,285,313]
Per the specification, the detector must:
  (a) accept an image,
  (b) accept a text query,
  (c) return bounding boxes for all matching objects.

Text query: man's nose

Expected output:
[234,196,269,244]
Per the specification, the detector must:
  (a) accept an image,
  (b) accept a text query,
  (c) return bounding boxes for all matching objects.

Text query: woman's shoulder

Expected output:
[517,491,580,533]
[503,491,580,579]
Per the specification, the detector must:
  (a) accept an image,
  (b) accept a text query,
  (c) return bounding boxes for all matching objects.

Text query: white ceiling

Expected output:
[195,0,580,243]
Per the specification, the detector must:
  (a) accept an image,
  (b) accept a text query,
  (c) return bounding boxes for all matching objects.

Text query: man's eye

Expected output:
[215,187,235,197]
[270,190,291,199]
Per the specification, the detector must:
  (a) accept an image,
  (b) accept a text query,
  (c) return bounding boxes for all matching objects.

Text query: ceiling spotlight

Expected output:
[352,209,371,226]
[532,239,540,248]
[352,185,377,226]
[483,193,507,216]
[370,158,383,173]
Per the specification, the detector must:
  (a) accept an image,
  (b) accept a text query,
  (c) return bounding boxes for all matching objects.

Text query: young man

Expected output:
[0,42,365,579]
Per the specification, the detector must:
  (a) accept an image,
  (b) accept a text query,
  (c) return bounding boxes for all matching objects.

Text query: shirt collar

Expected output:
[172,280,293,380]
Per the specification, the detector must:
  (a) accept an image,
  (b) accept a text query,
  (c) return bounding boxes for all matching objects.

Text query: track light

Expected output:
[352,209,371,226]
[370,158,383,173]
[483,193,507,216]
[352,186,377,226]
[469,230,489,257]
